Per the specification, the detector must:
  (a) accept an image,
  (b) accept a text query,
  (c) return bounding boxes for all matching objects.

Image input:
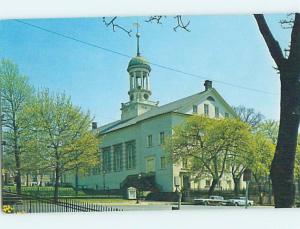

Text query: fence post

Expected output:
[29,199,32,213]
[65,198,68,212]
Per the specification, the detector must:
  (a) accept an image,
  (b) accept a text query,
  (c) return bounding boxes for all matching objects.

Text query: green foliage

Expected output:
[248,133,275,178]
[256,120,279,144]
[164,115,252,183]
[22,90,100,176]
[0,59,34,192]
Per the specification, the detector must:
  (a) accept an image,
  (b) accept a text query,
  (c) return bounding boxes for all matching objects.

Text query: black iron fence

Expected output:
[2,191,123,213]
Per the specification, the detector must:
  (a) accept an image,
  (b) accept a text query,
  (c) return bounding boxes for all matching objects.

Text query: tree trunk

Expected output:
[233,177,241,197]
[270,70,300,208]
[254,13,300,208]
[54,164,60,202]
[26,173,29,186]
[257,182,263,205]
[14,150,22,194]
[40,174,43,186]
[208,178,218,196]
[75,166,79,196]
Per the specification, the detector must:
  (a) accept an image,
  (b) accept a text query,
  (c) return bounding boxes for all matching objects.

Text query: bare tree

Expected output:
[254,13,300,208]
[233,105,264,129]
[102,17,132,36]
[102,16,191,36]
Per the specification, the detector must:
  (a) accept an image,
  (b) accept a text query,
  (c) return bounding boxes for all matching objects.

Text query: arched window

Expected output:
[206,96,215,102]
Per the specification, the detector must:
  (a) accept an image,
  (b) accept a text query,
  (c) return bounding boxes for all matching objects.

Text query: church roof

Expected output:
[127,56,151,72]
[99,88,235,134]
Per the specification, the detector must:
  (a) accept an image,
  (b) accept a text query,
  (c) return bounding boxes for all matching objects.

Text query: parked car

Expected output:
[226,197,254,206]
[194,195,225,206]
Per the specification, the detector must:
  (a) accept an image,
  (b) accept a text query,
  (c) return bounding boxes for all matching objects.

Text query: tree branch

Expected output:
[102,17,132,36]
[145,16,166,24]
[289,13,300,64]
[173,15,191,32]
[254,14,286,69]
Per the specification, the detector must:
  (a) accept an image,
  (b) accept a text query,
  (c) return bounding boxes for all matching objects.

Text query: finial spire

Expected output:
[134,21,141,56]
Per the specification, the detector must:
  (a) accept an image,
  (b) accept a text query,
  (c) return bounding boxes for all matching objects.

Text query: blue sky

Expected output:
[0,14,291,125]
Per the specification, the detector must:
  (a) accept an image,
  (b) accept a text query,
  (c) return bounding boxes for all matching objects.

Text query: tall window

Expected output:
[102,147,111,172]
[204,104,209,116]
[147,135,153,147]
[126,140,136,169]
[160,156,166,169]
[225,112,229,118]
[113,144,123,172]
[192,105,198,114]
[215,107,220,118]
[159,132,165,145]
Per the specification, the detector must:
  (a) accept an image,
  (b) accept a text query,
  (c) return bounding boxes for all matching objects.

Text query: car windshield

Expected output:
[210,196,223,200]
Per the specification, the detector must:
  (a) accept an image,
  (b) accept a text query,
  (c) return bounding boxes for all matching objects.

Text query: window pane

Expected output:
[215,107,219,118]
[160,132,165,144]
[126,140,136,169]
[161,156,166,169]
[102,147,111,172]
[147,135,152,147]
[193,105,198,113]
[113,144,122,171]
[204,104,209,116]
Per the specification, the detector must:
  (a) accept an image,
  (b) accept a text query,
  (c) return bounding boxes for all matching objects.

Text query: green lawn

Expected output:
[76,198,135,204]
[3,185,85,197]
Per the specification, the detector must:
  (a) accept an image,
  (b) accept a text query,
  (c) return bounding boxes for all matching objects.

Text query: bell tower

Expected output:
[121,23,158,120]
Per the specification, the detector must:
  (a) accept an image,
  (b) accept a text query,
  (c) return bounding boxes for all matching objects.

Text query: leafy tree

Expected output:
[20,132,53,186]
[23,90,100,201]
[0,59,33,194]
[248,133,275,204]
[165,115,252,195]
[256,120,279,144]
[231,105,264,196]
[254,13,300,207]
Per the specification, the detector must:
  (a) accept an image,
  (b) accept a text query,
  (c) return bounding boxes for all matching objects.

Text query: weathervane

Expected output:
[133,21,141,56]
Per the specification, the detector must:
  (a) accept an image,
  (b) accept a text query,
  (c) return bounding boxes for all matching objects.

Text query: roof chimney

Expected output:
[92,122,98,130]
[204,80,212,91]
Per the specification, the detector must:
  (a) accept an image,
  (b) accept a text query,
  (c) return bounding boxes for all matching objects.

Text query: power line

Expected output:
[14,19,278,96]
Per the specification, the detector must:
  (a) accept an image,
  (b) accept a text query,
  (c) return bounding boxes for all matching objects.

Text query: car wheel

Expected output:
[248,203,252,206]
[234,203,238,206]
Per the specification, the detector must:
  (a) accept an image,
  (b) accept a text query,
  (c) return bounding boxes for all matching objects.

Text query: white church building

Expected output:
[69,31,241,193]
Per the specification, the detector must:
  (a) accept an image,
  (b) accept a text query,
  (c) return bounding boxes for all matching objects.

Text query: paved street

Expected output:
[106,203,273,211]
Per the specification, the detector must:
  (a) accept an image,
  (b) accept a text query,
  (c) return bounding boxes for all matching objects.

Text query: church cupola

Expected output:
[121,23,158,120]
[127,26,151,102]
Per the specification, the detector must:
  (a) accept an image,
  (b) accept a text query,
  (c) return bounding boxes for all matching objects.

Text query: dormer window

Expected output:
[193,105,198,114]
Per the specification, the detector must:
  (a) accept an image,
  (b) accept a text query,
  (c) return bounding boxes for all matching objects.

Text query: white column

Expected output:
[142,75,145,89]
[130,75,133,90]
[146,75,149,90]
[133,72,136,88]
